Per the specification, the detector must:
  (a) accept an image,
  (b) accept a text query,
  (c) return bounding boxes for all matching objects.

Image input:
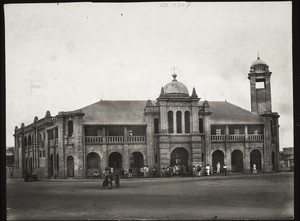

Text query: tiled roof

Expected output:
[80,100,152,125]
[80,100,263,125]
[201,101,263,124]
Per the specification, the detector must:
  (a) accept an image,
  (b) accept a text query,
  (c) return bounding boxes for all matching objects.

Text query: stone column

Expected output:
[226,148,231,171]
[57,116,65,178]
[204,113,212,167]
[245,125,248,141]
[173,111,177,134]
[159,102,168,133]
[244,142,250,173]
[182,111,185,134]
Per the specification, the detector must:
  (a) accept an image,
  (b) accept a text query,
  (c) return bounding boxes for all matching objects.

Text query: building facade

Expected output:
[13,57,280,179]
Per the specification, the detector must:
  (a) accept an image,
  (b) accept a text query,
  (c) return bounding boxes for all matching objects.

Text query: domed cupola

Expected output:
[162,74,189,97]
[250,56,269,73]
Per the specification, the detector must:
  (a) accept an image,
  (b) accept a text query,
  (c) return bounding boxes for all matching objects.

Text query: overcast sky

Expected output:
[5,2,293,149]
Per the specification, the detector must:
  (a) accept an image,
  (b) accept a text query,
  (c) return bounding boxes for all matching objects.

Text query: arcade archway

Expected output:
[250,149,262,172]
[66,156,74,178]
[212,150,224,172]
[231,150,243,172]
[171,147,189,166]
[86,152,101,177]
[130,151,144,177]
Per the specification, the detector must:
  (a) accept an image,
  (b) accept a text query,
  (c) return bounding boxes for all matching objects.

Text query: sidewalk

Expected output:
[7,171,292,182]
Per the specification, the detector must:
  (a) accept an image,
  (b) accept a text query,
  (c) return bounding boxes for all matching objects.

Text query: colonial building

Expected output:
[13,57,280,179]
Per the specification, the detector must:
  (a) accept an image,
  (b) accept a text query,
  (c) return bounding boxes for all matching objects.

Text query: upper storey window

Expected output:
[176,111,182,133]
[216,129,221,135]
[168,111,174,133]
[68,120,74,137]
[154,118,159,134]
[185,111,190,133]
[199,118,204,133]
[234,129,240,135]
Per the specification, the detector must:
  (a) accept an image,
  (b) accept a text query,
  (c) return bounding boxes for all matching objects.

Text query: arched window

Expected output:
[154,118,159,134]
[184,111,190,133]
[176,111,182,133]
[28,135,32,146]
[199,118,204,133]
[68,121,73,137]
[168,111,173,133]
[24,136,28,147]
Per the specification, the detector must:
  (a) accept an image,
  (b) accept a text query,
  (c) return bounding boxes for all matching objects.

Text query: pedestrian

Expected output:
[103,170,109,188]
[115,174,120,188]
[217,162,221,175]
[108,172,113,189]
[253,164,257,174]
[206,164,210,176]
[197,165,201,176]
[153,166,157,177]
[145,165,149,178]
[93,171,99,179]
[192,165,197,177]
[120,167,125,178]
[128,167,133,178]
[223,164,227,175]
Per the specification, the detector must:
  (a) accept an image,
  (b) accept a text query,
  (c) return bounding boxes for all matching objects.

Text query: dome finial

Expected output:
[172,67,177,82]
[257,50,260,60]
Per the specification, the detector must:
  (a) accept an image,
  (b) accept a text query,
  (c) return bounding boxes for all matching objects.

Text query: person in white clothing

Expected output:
[217,162,221,174]
[206,164,210,176]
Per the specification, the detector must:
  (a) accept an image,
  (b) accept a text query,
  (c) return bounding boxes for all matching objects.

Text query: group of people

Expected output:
[102,167,120,189]
[161,164,203,177]
[139,165,150,178]
[100,162,257,189]
[159,163,229,177]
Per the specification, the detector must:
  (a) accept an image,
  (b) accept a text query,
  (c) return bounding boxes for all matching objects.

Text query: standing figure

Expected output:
[128,167,133,178]
[103,170,109,188]
[206,164,210,176]
[223,164,227,175]
[145,165,149,178]
[115,174,120,188]
[253,164,257,174]
[153,166,157,177]
[217,162,221,175]
[197,165,201,176]
[108,172,113,189]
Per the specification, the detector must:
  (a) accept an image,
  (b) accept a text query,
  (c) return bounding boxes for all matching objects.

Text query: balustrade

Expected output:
[85,136,146,144]
[211,135,226,141]
[211,134,263,141]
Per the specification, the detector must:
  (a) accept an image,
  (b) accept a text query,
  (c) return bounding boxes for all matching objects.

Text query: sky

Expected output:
[5,2,293,149]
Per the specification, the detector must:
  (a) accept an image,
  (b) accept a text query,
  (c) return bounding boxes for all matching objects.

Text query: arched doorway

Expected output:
[49,154,54,177]
[86,152,101,178]
[250,149,262,172]
[25,158,28,174]
[212,150,224,173]
[29,157,33,175]
[109,152,122,175]
[171,148,189,166]
[272,151,275,171]
[66,156,74,178]
[231,150,243,172]
[56,153,59,175]
[130,152,144,177]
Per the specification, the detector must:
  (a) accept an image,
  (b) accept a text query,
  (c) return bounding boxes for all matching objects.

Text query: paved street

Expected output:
[6,173,294,220]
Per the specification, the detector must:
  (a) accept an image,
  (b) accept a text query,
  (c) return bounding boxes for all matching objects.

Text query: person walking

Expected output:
[223,164,227,175]
[253,164,257,174]
[128,167,133,178]
[108,172,113,189]
[217,162,221,175]
[153,166,157,177]
[115,174,120,188]
[206,164,210,176]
